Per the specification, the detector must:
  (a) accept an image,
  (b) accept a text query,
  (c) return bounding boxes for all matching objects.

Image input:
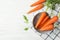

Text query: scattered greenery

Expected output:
[23,15,29,31]
[45,0,60,10]
[24,27,28,31]
[23,15,28,23]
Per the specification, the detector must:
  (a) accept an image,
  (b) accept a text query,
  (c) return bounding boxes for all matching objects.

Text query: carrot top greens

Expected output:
[45,0,60,10]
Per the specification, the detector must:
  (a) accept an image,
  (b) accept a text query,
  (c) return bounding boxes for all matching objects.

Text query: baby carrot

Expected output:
[40,24,54,31]
[42,16,58,28]
[31,0,46,7]
[35,12,47,28]
[28,4,44,14]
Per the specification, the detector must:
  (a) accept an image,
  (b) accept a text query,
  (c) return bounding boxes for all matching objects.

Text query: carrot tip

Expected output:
[27,10,33,14]
[39,29,44,31]
[30,5,33,7]
[35,26,37,28]
[27,12,31,14]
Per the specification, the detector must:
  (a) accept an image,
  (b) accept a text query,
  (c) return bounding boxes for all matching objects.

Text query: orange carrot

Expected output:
[41,16,50,25]
[37,18,50,29]
[40,24,54,31]
[28,4,44,14]
[42,16,58,28]
[31,0,46,7]
[35,12,47,28]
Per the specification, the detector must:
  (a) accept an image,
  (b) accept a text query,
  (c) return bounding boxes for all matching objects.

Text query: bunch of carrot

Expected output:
[35,12,58,31]
[28,0,46,14]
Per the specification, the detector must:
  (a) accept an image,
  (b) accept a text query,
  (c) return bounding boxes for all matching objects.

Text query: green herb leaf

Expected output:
[23,15,28,23]
[24,27,28,31]
[45,0,60,10]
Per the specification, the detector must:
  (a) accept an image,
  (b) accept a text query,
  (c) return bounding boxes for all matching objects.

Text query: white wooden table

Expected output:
[0,0,60,40]
[0,0,43,40]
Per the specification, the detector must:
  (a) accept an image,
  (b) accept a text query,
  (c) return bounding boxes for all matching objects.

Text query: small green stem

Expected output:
[58,12,60,18]
[50,10,53,16]
[45,7,49,12]
[51,10,53,14]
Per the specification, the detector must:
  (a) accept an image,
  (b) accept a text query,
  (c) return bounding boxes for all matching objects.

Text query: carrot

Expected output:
[28,4,44,14]
[42,16,58,28]
[35,12,47,28]
[37,18,50,29]
[41,16,50,25]
[40,24,54,31]
[31,0,46,7]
